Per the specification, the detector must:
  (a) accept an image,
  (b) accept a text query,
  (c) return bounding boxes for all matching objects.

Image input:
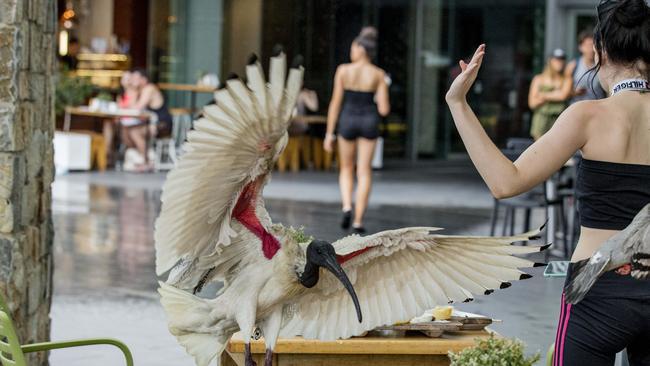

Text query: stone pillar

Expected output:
[0,0,56,365]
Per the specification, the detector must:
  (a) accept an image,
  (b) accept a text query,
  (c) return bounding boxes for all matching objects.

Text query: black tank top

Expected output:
[341,90,376,112]
[575,158,650,230]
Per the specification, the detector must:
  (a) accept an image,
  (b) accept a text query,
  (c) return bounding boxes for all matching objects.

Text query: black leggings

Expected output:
[554,269,650,366]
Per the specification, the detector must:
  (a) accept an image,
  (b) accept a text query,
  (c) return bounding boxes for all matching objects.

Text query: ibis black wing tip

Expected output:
[484,289,495,295]
[539,243,552,252]
[247,53,259,65]
[272,44,284,57]
[291,54,305,69]
[519,273,533,280]
[500,282,512,289]
[539,220,548,231]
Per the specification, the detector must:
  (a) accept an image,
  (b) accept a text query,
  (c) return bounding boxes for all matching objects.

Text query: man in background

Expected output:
[60,37,80,70]
[565,30,606,104]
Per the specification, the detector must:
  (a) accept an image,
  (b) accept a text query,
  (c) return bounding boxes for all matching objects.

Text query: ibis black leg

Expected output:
[245,343,257,366]
[264,348,273,366]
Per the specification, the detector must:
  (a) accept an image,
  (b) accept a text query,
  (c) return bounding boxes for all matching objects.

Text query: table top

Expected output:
[227,330,493,355]
[158,83,216,93]
[293,115,327,124]
[65,106,152,120]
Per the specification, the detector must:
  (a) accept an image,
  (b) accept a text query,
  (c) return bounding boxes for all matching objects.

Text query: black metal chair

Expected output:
[489,138,569,258]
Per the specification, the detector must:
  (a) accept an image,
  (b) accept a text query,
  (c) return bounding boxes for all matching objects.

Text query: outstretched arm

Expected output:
[445,44,588,199]
[324,66,345,152]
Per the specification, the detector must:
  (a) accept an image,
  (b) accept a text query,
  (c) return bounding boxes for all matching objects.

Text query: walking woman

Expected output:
[528,49,572,140]
[445,0,650,365]
[324,26,390,234]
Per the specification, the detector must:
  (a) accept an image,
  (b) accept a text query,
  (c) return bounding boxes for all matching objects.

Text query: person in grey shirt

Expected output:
[566,30,607,104]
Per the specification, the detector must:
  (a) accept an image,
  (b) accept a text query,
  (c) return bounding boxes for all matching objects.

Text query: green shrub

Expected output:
[448,334,540,366]
[55,69,94,116]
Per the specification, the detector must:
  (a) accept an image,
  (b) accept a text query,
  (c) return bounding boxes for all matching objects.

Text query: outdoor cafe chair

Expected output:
[490,138,569,258]
[153,108,193,172]
[0,293,133,366]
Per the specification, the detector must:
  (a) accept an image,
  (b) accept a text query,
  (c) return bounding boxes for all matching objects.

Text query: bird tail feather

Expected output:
[158,282,228,366]
[564,257,610,304]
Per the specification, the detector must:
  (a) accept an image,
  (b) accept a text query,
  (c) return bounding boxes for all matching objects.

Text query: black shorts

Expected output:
[337,107,380,140]
[554,264,650,366]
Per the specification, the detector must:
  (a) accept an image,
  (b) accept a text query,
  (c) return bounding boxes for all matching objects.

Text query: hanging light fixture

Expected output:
[58,1,77,56]
[60,0,77,29]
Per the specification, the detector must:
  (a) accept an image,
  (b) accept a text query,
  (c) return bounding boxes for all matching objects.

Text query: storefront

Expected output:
[61,0,551,159]
[254,0,546,158]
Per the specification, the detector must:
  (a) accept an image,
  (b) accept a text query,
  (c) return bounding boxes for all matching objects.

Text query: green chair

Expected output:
[0,294,133,366]
[547,343,554,366]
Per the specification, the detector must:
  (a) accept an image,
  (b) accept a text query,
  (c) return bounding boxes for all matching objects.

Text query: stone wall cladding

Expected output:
[0,0,55,365]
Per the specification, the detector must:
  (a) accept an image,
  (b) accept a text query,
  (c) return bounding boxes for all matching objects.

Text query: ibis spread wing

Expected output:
[155,54,303,276]
[280,227,546,340]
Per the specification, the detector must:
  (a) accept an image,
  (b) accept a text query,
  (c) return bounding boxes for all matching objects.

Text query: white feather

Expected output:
[280,227,545,341]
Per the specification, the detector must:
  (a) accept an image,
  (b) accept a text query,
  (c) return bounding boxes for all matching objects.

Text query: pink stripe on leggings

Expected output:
[557,297,573,366]
[553,294,567,366]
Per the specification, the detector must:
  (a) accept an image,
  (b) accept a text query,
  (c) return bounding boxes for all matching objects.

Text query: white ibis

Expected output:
[565,203,650,304]
[155,52,549,366]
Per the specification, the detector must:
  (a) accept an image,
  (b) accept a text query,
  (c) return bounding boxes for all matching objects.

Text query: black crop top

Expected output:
[342,90,376,108]
[575,158,650,230]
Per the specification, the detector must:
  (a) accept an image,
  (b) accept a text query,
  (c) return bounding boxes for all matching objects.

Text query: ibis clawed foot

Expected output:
[264,349,273,366]
[245,343,257,366]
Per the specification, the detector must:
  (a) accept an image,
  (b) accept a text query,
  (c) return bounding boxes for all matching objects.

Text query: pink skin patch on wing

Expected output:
[258,140,272,153]
[233,179,280,259]
[615,263,632,276]
[337,247,373,264]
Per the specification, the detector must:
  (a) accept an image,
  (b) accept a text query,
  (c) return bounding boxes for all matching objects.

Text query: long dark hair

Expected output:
[593,0,650,83]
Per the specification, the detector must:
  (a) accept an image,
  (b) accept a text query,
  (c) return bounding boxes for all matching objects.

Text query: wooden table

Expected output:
[158,83,216,112]
[277,115,331,172]
[63,106,152,131]
[223,330,493,366]
[293,115,327,125]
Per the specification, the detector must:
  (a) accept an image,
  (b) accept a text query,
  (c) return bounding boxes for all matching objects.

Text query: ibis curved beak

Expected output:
[322,255,363,323]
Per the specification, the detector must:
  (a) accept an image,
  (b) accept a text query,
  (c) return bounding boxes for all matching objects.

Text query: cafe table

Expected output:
[158,83,216,112]
[63,106,152,132]
[222,329,494,366]
[280,115,332,172]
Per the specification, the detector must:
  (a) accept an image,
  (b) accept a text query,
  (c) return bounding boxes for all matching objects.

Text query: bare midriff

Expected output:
[571,227,621,262]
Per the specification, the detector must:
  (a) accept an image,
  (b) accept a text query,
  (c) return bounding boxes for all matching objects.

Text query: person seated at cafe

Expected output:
[123,68,172,172]
[290,87,319,135]
[116,71,146,161]
[103,71,140,166]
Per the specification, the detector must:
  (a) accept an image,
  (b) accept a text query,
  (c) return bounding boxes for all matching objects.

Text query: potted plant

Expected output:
[55,69,94,117]
[448,334,541,366]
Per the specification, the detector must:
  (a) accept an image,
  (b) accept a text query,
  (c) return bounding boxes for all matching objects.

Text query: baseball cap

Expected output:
[551,48,567,59]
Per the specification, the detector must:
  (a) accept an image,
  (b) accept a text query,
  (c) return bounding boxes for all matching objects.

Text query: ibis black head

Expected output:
[300,240,363,323]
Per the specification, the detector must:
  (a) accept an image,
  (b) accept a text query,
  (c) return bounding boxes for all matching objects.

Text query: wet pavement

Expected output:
[50,163,563,366]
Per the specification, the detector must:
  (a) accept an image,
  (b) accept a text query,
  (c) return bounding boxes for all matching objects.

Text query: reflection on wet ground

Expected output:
[51,173,561,366]
[52,180,495,296]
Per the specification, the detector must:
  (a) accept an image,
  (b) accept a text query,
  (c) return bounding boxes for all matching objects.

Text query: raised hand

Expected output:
[445,44,486,105]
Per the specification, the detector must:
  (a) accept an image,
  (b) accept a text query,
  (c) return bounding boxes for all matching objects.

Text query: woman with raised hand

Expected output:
[446,0,650,365]
[324,26,390,234]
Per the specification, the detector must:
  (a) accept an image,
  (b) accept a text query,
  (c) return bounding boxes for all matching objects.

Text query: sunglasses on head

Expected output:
[597,0,618,22]
[595,0,619,43]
